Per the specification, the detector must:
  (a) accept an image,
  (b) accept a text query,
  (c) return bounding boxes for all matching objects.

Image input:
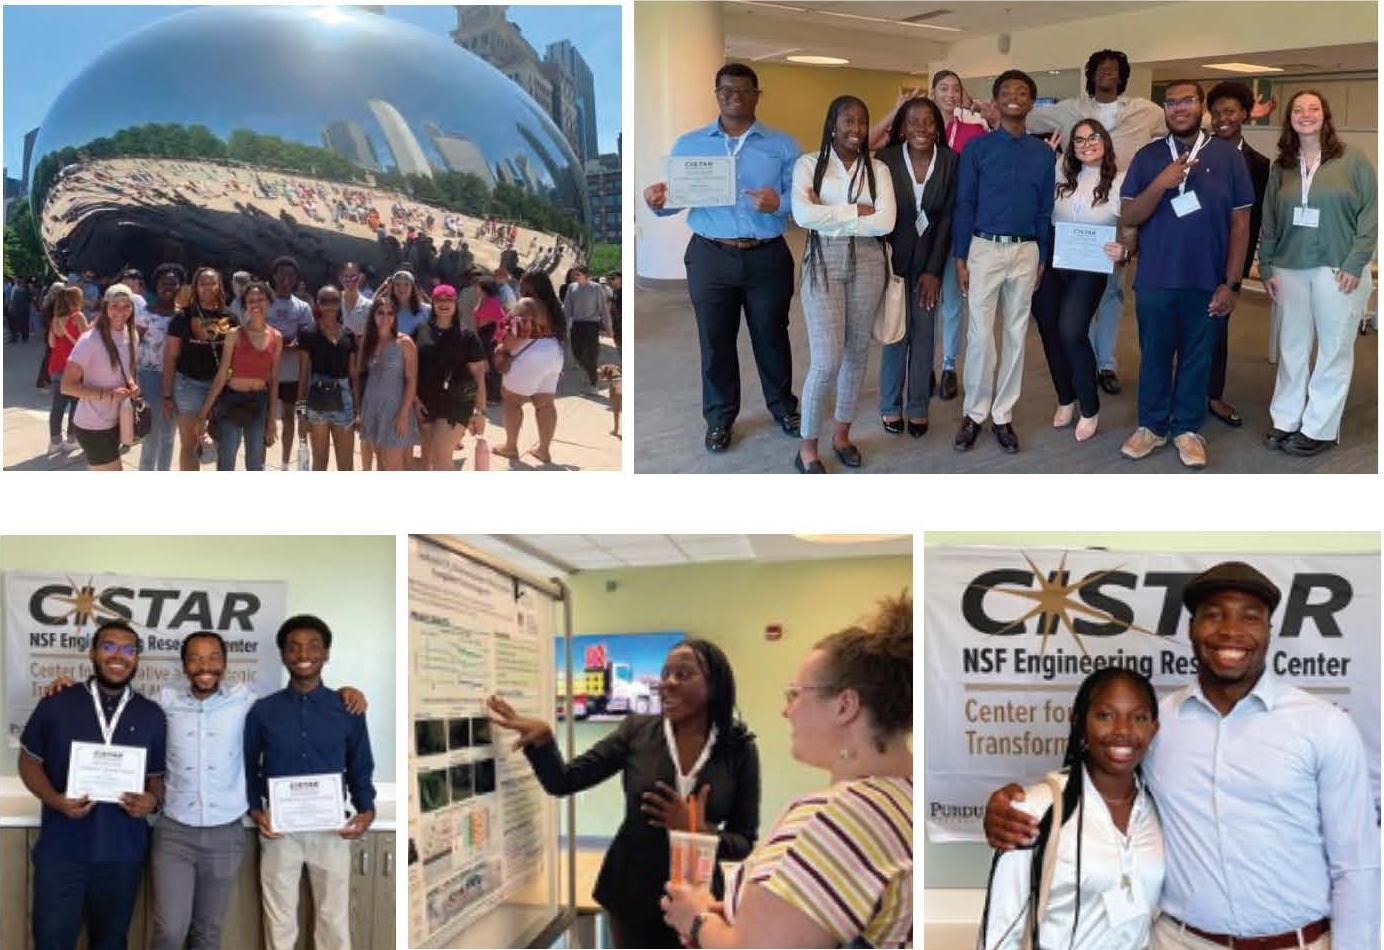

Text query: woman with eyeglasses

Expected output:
[295,285,359,470]
[662,595,912,948]
[487,640,760,949]
[1033,119,1133,443]
[197,281,282,471]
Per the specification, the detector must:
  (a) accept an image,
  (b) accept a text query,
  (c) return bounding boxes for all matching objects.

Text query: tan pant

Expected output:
[1152,914,1332,950]
[259,831,352,950]
[962,237,1040,425]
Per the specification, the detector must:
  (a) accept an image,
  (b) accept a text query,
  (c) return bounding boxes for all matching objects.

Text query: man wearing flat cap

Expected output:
[986,560,1379,949]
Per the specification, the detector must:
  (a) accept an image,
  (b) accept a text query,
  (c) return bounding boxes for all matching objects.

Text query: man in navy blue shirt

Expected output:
[18,619,167,949]
[644,63,802,454]
[1119,80,1252,469]
[244,614,375,950]
[952,69,1056,455]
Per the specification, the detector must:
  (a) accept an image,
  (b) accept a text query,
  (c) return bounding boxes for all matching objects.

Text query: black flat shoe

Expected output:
[793,451,826,473]
[1264,428,1294,450]
[882,417,904,435]
[1282,432,1334,457]
[776,411,802,437]
[1098,370,1122,395]
[1208,401,1243,427]
[833,443,862,468]
[907,420,929,438]
[954,416,980,451]
[993,421,1020,454]
[705,426,732,452]
[939,369,958,401]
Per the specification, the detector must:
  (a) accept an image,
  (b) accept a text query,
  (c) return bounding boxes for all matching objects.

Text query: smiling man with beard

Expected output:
[18,620,167,950]
[985,561,1380,949]
[243,615,375,950]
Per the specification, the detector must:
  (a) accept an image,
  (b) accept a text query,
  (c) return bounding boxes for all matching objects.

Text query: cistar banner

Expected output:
[924,547,1380,842]
[5,571,288,744]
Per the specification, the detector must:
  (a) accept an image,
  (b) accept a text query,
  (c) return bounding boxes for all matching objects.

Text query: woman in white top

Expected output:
[980,667,1163,950]
[1032,119,1132,442]
[790,95,896,473]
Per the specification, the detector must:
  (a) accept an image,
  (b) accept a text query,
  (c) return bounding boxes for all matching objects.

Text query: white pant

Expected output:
[962,238,1040,425]
[259,831,353,950]
[1152,914,1331,949]
[1269,266,1368,441]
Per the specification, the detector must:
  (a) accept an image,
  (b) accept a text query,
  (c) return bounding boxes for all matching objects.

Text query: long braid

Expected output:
[807,95,875,292]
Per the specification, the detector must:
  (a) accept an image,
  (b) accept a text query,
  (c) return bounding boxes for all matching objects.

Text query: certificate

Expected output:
[666,155,736,208]
[268,773,347,834]
[67,741,146,804]
[1053,222,1118,275]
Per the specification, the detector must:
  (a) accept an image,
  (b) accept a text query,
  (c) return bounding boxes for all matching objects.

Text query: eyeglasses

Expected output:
[1072,134,1103,148]
[1163,96,1200,110]
[98,641,138,658]
[715,85,759,101]
[784,683,836,704]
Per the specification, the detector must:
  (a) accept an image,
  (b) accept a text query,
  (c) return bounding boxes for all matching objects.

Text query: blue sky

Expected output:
[2,4,621,176]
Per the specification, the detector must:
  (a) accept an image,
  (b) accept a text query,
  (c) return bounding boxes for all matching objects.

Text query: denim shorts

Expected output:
[304,375,355,428]
[173,373,212,416]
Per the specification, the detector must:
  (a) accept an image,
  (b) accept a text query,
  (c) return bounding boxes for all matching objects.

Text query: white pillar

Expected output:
[634,1,726,283]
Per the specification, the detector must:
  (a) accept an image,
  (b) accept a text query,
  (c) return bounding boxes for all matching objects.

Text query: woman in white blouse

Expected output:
[790,95,896,473]
[1032,119,1132,442]
[979,667,1163,950]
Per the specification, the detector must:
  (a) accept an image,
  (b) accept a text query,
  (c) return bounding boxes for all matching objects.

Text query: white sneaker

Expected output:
[47,439,63,458]
[61,437,79,454]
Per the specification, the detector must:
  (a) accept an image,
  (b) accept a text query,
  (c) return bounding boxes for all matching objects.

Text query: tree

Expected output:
[3,199,54,279]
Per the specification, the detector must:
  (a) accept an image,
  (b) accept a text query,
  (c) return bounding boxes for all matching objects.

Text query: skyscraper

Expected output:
[450,6,552,118]
[545,40,597,163]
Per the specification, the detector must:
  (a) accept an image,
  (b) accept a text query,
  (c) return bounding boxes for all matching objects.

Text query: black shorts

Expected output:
[73,424,121,466]
[277,381,297,404]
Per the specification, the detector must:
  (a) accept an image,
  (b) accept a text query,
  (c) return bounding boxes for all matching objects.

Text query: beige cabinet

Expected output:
[1,826,395,949]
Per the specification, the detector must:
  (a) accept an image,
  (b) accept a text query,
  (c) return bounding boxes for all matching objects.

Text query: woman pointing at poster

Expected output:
[487,640,761,948]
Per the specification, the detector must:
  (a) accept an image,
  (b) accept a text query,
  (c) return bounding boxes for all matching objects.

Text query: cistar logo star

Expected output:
[44,577,131,633]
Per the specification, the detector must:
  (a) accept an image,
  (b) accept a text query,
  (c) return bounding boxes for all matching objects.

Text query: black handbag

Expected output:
[216,389,260,426]
[307,378,344,412]
[129,396,153,441]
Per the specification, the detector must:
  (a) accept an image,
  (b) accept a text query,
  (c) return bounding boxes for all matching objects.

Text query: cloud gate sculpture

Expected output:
[28,6,589,286]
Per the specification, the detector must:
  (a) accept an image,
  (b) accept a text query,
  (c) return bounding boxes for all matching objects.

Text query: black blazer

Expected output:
[525,715,761,925]
[878,142,959,280]
[1240,141,1272,279]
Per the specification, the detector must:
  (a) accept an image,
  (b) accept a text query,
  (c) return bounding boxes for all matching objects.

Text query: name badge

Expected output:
[1293,206,1321,228]
[915,207,930,237]
[1100,880,1149,928]
[1170,191,1202,218]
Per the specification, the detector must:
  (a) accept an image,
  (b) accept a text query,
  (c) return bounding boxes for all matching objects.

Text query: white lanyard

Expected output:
[89,681,132,745]
[724,127,751,159]
[663,717,718,801]
[1166,131,1209,195]
[1299,153,1322,207]
[947,120,958,150]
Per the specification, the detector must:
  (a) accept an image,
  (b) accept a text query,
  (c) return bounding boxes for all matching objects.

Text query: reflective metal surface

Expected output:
[30,5,587,284]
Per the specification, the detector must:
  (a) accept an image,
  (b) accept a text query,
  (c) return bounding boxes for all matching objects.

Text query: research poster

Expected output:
[5,570,286,744]
[923,548,1381,842]
[407,538,558,948]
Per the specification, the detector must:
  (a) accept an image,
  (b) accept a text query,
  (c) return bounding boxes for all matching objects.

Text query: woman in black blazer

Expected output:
[487,639,760,948]
[875,96,959,437]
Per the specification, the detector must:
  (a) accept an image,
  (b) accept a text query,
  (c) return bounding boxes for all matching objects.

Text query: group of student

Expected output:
[49,256,587,471]
[486,594,913,948]
[17,615,376,949]
[647,52,1376,471]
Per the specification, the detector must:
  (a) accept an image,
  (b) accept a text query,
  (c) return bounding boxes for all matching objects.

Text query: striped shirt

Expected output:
[726,776,913,947]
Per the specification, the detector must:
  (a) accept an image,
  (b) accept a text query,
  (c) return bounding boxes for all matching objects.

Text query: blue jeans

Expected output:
[34,858,143,949]
[1088,270,1124,372]
[939,257,963,367]
[49,381,76,441]
[137,368,175,470]
[215,390,268,470]
[1134,288,1218,437]
[879,265,937,418]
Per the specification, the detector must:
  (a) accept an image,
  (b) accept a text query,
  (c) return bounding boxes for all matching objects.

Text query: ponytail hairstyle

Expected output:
[805,95,877,289]
[812,592,911,752]
[1058,119,1118,207]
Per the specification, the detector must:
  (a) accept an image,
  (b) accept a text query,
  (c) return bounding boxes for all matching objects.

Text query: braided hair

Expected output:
[805,96,878,290]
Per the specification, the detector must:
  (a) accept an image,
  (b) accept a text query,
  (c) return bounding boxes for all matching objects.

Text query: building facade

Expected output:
[451,6,552,124]
[545,39,598,163]
[585,147,620,244]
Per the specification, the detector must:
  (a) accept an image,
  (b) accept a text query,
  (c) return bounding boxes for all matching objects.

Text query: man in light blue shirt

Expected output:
[643,62,802,453]
[988,561,1379,949]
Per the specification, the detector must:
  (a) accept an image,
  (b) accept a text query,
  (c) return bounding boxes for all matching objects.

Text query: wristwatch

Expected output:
[689,912,707,948]
[1229,281,1243,293]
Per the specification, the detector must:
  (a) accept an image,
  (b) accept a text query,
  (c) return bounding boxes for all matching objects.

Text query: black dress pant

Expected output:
[684,234,797,428]
[570,321,601,384]
[1033,265,1106,418]
[609,910,683,949]
[1208,312,1230,401]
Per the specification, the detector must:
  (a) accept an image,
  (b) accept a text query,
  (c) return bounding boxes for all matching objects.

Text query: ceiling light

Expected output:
[794,534,905,544]
[786,54,850,66]
[726,1,962,33]
[1201,62,1285,73]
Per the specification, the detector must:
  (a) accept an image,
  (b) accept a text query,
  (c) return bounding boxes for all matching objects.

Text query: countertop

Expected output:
[0,776,397,831]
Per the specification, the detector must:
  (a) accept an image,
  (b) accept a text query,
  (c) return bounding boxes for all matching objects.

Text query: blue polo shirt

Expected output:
[952,128,1057,262]
[19,680,167,864]
[656,119,800,240]
[1122,134,1254,292]
[243,683,375,816]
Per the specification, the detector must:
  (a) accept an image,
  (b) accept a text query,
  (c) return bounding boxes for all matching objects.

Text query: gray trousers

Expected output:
[799,235,887,438]
[150,816,247,950]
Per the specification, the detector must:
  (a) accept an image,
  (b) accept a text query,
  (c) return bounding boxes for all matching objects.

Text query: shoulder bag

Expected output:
[873,242,906,345]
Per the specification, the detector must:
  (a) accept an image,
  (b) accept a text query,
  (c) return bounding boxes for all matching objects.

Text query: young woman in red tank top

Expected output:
[46,286,89,459]
[197,281,283,470]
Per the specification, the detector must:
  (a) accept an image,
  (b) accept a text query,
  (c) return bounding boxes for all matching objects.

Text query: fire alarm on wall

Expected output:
[765,623,783,641]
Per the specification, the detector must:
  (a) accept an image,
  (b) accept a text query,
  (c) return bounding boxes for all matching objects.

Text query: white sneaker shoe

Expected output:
[61,437,79,454]
[47,439,63,458]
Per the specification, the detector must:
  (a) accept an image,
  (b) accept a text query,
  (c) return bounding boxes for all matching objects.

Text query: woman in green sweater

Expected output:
[1260,89,1377,457]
